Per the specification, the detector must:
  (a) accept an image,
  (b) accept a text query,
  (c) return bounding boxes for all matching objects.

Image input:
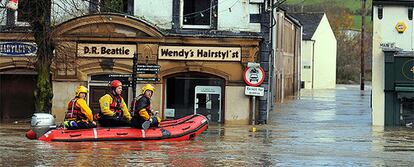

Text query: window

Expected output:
[16,0,29,22]
[181,0,212,29]
[99,0,129,13]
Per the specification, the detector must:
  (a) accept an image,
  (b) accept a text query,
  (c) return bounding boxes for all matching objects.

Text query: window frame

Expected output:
[180,0,212,29]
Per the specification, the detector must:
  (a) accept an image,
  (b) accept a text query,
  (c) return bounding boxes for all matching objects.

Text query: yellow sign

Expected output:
[77,43,136,58]
[395,21,407,33]
[411,66,414,74]
[158,46,241,61]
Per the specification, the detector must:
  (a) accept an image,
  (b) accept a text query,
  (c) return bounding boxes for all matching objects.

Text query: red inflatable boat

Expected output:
[29,114,208,142]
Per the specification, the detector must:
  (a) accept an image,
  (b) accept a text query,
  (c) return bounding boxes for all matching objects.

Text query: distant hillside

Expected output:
[284,0,372,13]
[283,0,372,30]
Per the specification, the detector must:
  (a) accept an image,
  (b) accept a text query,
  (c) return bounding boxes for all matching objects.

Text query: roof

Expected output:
[373,0,414,6]
[289,13,324,40]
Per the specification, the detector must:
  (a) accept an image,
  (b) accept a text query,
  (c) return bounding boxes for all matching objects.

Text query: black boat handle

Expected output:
[117,132,128,135]
[182,126,191,130]
[70,134,81,137]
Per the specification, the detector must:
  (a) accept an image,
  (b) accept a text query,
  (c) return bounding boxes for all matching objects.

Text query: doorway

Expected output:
[194,86,221,122]
[89,74,130,115]
[165,73,224,123]
[0,74,36,121]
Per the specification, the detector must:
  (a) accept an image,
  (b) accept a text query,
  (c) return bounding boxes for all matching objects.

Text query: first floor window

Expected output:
[181,0,212,29]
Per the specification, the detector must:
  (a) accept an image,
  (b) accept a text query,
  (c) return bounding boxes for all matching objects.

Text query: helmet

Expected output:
[141,84,155,94]
[110,80,122,88]
[76,86,88,96]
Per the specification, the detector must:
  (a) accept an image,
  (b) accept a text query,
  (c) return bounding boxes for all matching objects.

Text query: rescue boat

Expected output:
[27,114,208,142]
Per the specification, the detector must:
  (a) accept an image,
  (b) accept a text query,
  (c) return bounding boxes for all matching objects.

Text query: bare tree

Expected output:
[0,0,125,113]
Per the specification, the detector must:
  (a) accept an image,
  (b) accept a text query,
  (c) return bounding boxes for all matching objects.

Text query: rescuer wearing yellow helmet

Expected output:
[64,85,97,129]
[130,84,161,130]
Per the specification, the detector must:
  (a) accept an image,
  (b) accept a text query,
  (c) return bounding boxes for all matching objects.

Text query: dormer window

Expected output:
[181,0,212,29]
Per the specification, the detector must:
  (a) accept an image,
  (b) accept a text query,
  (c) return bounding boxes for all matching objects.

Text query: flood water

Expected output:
[1,85,414,166]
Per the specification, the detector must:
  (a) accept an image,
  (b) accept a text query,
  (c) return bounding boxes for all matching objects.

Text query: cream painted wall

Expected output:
[224,86,250,125]
[134,0,173,29]
[301,40,314,89]
[311,14,337,89]
[52,81,85,123]
[134,0,260,32]
[372,5,414,126]
[217,0,260,32]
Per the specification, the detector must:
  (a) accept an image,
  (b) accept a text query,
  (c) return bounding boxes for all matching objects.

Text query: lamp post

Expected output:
[360,0,366,90]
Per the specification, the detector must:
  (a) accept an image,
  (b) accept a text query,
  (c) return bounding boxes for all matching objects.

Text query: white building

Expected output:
[290,13,337,89]
[372,0,414,126]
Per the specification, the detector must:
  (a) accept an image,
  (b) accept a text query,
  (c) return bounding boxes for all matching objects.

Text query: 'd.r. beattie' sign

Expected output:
[158,46,241,61]
[77,43,136,58]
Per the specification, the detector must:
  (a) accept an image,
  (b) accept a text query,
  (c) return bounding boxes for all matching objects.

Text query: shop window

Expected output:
[181,0,212,29]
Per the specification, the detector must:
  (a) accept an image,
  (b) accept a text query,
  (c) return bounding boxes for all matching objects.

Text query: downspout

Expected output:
[268,0,276,121]
[311,40,315,89]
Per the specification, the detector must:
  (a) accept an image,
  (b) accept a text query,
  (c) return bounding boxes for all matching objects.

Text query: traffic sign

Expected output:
[243,66,265,86]
[245,86,264,96]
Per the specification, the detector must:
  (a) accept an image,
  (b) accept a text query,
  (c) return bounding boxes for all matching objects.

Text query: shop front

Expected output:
[0,38,37,121]
[51,14,261,125]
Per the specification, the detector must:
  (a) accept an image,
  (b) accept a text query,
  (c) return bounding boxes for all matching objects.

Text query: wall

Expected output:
[301,40,314,89]
[217,0,260,32]
[311,14,337,89]
[134,0,173,29]
[372,5,414,126]
[224,86,250,124]
[274,11,302,102]
[134,0,261,32]
[52,81,84,123]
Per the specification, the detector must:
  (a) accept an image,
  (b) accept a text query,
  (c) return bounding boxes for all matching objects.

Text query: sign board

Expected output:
[0,42,37,56]
[136,78,159,82]
[136,64,160,74]
[158,46,241,61]
[108,74,132,78]
[245,86,264,96]
[243,66,265,86]
[395,21,407,33]
[165,108,175,118]
[77,43,136,58]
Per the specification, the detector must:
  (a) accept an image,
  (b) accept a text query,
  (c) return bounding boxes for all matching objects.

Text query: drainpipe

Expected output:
[311,40,315,89]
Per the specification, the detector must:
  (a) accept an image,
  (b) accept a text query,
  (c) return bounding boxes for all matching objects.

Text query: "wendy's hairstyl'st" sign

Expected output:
[158,46,241,61]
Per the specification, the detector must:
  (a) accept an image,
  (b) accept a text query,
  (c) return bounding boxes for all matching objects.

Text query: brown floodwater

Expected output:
[1,85,413,166]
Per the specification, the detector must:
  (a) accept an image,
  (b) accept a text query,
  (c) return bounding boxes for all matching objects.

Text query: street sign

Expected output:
[243,66,265,86]
[136,64,160,74]
[244,86,264,96]
[136,78,159,82]
[108,74,132,78]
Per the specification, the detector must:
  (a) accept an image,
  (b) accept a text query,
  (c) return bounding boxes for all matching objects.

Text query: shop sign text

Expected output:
[0,42,37,56]
[158,46,241,61]
[78,43,135,58]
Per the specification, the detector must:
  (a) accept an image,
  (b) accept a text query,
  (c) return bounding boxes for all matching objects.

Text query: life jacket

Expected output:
[109,94,123,116]
[132,95,151,117]
[66,98,86,121]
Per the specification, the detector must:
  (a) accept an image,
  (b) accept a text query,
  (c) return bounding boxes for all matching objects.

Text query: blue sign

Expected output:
[0,42,37,56]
